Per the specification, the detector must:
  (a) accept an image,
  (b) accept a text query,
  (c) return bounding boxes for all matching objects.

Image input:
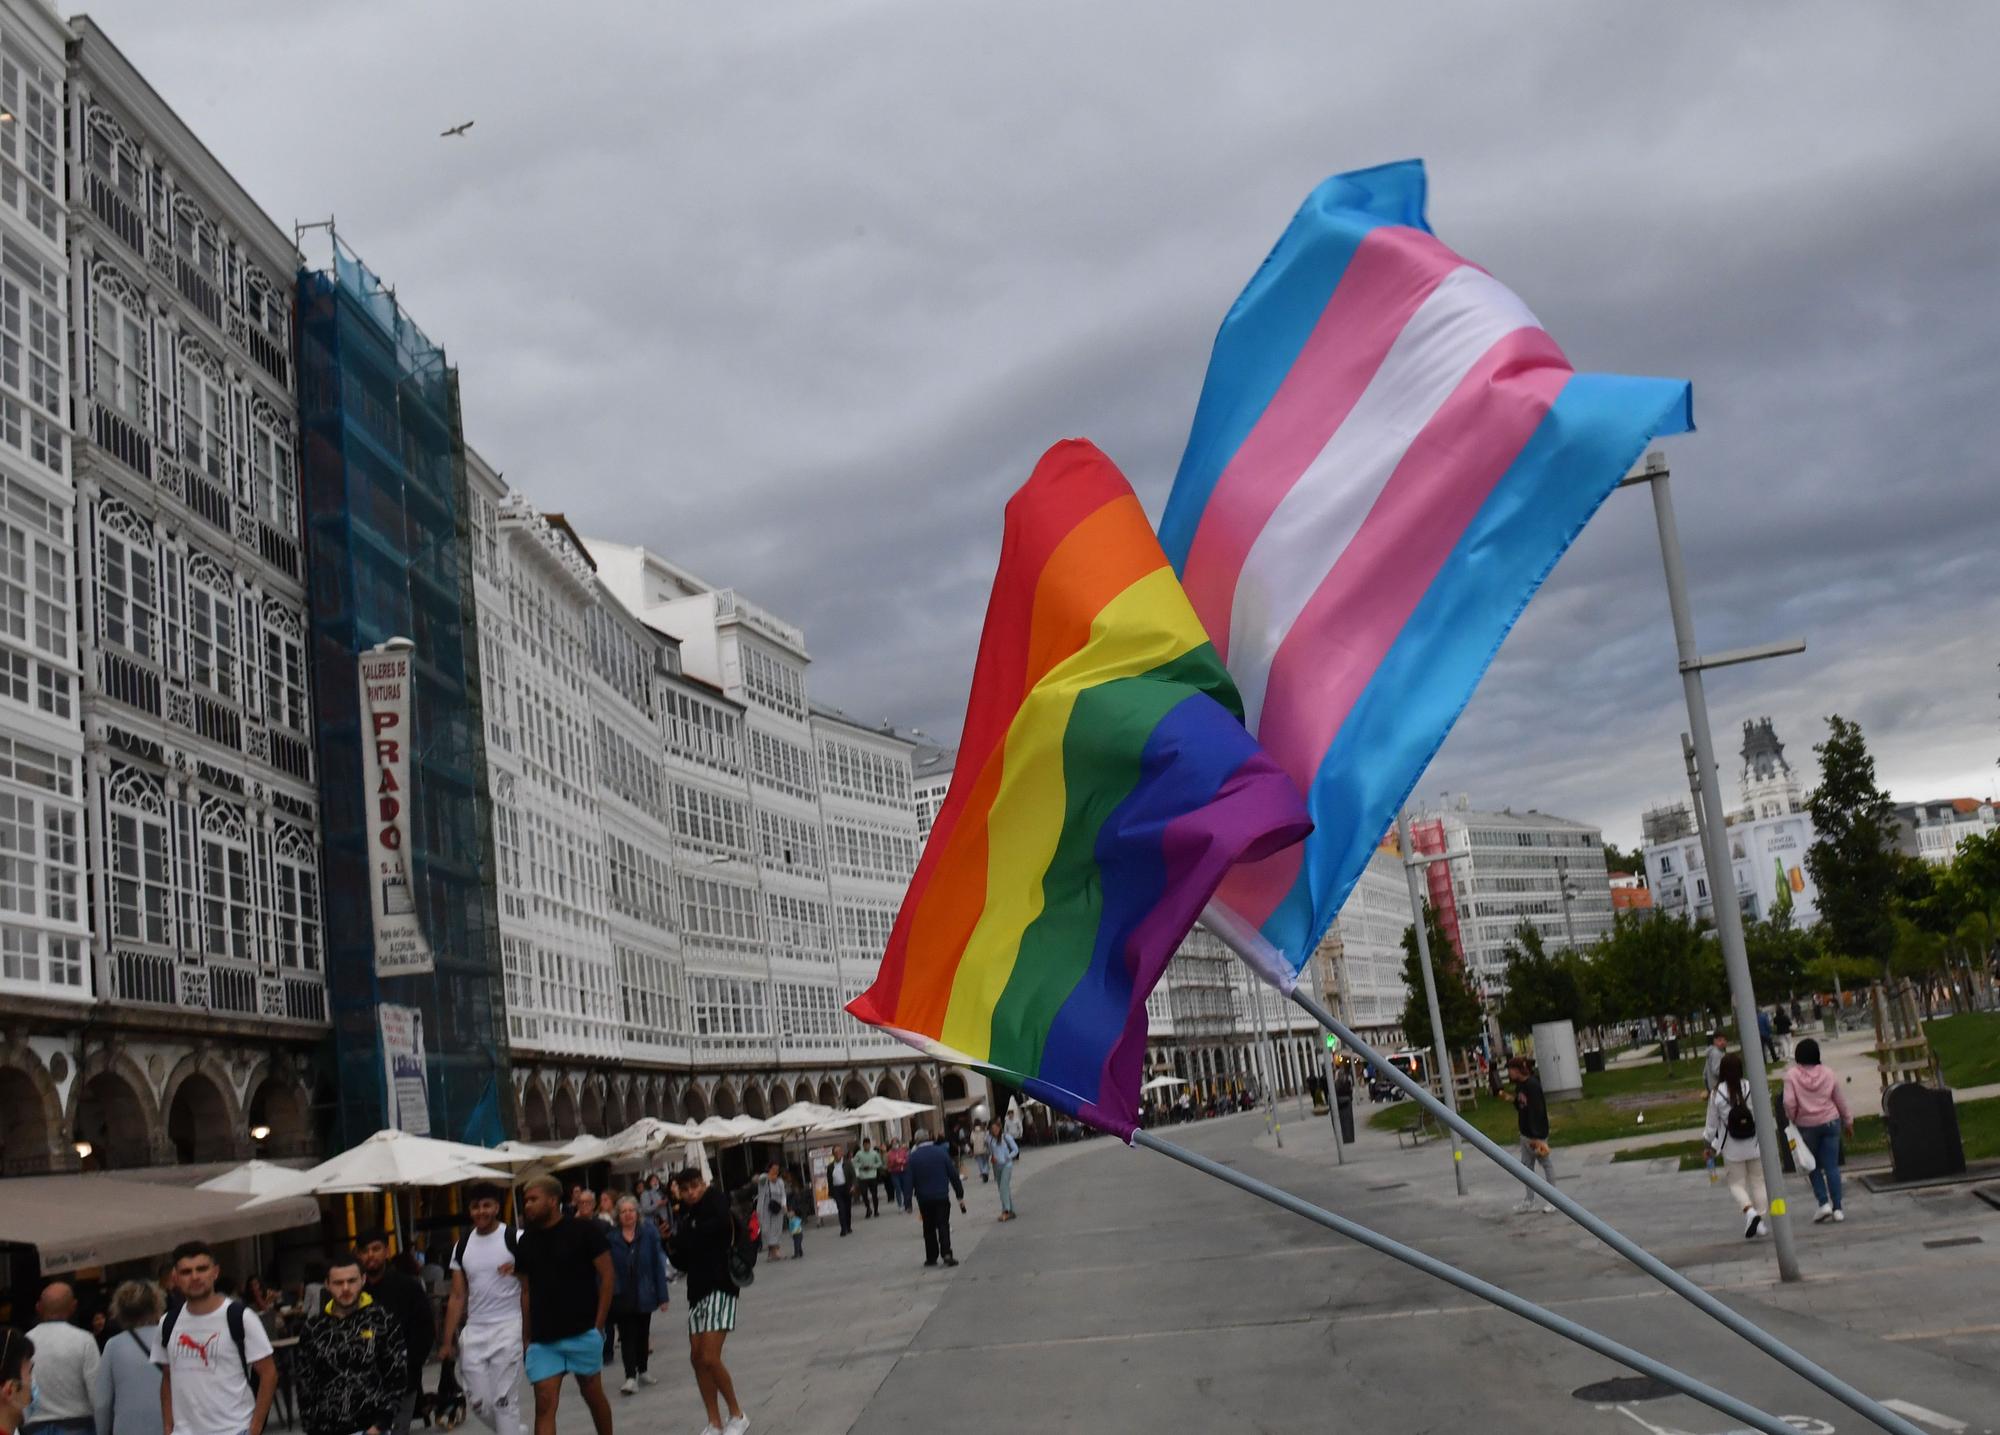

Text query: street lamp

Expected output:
[73,1139,93,1160]
[250,1124,273,1143]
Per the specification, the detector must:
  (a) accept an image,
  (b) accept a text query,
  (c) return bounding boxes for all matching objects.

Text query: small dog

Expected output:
[426,1364,467,1431]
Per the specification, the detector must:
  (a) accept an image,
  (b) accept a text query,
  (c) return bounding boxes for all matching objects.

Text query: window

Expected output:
[0,238,62,425]
[249,408,295,531]
[0,43,60,240]
[98,504,156,659]
[747,727,815,801]
[173,203,218,279]
[92,280,148,425]
[740,643,806,720]
[180,349,227,482]
[108,766,171,946]
[261,602,307,732]
[0,475,68,720]
[665,690,743,773]
[197,798,252,961]
[88,118,141,202]
[670,782,750,856]
[186,561,236,699]
[272,823,320,971]
[677,875,760,952]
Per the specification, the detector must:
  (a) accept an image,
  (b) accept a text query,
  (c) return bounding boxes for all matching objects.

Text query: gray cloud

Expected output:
[88,0,2000,844]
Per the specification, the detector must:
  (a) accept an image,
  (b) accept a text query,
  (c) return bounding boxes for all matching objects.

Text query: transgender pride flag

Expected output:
[1158,159,1693,989]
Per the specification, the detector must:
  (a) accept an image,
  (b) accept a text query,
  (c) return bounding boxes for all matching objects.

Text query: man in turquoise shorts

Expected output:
[514,1175,615,1435]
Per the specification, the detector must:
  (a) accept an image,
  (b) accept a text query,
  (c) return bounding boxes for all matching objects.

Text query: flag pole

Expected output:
[1277,984,1923,1435]
[1130,1129,1800,1435]
[1396,811,1466,1195]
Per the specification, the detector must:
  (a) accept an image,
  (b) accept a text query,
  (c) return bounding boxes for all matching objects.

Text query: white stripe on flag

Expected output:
[1227,266,1543,731]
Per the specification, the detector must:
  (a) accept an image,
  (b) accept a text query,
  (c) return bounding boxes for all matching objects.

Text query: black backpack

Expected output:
[160,1299,254,1386]
[1724,1084,1758,1142]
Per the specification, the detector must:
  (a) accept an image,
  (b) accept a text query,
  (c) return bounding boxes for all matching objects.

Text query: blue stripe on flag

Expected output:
[1158,159,1431,571]
[1252,372,1695,968]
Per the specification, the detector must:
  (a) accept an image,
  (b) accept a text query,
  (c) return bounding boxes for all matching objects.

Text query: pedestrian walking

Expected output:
[884,1141,911,1214]
[1704,1053,1769,1238]
[908,1132,967,1268]
[663,1169,747,1435]
[752,1165,789,1260]
[439,1184,526,1435]
[825,1147,856,1237]
[969,1123,990,1183]
[987,1120,1019,1221]
[784,1170,812,1258]
[1771,1005,1793,1060]
[23,1282,97,1435]
[153,1242,278,1435]
[1701,1031,1728,1094]
[356,1233,433,1435]
[852,1140,884,1219]
[637,1176,664,1221]
[1783,1038,1854,1224]
[1507,1057,1557,1214]
[93,1282,163,1435]
[1757,1009,1778,1065]
[603,1198,668,1397]
[512,1175,614,1435]
[295,1252,406,1435]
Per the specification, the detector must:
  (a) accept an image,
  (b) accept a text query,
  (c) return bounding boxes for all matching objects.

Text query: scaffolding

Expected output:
[296,231,513,1148]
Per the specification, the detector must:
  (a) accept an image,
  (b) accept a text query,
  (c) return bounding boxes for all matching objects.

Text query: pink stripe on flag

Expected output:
[1180,226,1468,656]
[1230,330,1573,928]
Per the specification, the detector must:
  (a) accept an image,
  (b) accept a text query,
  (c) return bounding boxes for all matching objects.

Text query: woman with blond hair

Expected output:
[93,1281,164,1435]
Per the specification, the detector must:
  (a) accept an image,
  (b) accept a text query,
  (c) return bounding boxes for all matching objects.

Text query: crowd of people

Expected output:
[1,1118,1029,1435]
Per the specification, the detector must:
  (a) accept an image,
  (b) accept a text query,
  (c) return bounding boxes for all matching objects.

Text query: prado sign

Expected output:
[359,640,433,976]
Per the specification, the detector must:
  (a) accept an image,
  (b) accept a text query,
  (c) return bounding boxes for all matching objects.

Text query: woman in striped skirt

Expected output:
[665,1168,746,1435]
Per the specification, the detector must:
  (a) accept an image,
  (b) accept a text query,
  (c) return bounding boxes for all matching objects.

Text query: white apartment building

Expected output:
[1416,804,1614,993]
[2,12,326,1178]
[1323,846,1411,1037]
[1645,808,1820,929]
[1143,925,1323,1102]
[912,744,952,837]
[1896,798,1998,865]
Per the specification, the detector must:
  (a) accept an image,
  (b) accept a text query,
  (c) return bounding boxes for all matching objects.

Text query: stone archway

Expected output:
[906,1071,936,1110]
[521,1084,552,1142]
[166,1068,237,1164]
[841,1075,870,1108]
[816,1078,839,1107]
[0,1065,59,1175]
[604,1085,628,1133]
[940,1071,967,1103]
[741,1084,768,1121]
[874,1070,905,1100]
[552,1086,579,1140]
[711,1082,739,1119]
[681,1086,708,1123]
[247,1075,311,1159]
[792,1080,815,1107]
[580,1082,605,1136]
[74,1068,155,1170]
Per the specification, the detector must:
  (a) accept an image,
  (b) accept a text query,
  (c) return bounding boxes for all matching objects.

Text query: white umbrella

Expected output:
[561,1119,705,1171]
[245,1130,521,1205]
[197,1160,320,1201]
[1141,1076,1188,1093]
[692,1115,769,1145]
[755,1102,858,1137]
[846,1095,936,1123]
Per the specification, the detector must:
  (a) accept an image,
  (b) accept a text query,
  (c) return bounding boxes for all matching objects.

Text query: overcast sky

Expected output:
[83,1,1999,847]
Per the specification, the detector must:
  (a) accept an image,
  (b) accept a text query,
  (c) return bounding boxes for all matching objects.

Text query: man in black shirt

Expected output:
[664,1169,745,1435]
[358,1231,434,1435]
[1507,1056,1557,1215]
[513,1176,614,1435]
[297,1252,406,1435]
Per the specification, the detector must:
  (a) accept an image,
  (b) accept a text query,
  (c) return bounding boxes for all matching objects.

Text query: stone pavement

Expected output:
[549,1109,1998,1434]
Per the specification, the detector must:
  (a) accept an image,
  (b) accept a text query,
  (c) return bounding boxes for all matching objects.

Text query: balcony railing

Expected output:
[246,326,289,387]
[100,650,163,717]
[193,692,242,751]
[185,466,232,535]
[107,948,175,1006]
[91,402,152,477]
[88,173,147,257]
[175,255,224,328]
[104,946,329,1026]
[258,519,301,581]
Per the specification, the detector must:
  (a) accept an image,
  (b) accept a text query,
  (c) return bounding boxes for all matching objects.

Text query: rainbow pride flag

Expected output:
[848,440,1311,1139]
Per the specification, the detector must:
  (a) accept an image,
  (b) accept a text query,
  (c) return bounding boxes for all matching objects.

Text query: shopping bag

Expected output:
[1784,1123,1817,1173]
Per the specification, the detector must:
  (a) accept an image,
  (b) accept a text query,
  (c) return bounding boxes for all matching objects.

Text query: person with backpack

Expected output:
[94,1282,163,1435]
[152,1242,277,1435]
[664,1169,746,1435]
[1703,1052,1769,1238]
[438,1184,525,1435]
[295,1252,406,1435]
[1783,1038,1854,1224]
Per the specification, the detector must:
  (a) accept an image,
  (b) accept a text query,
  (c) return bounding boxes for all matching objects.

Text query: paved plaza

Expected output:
[548,1106,1998,1435]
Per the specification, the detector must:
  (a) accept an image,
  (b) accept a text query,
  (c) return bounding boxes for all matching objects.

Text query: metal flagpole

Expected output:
[1625,452,1805,1284]
[1238,954,1282,1147]
[1396,811,1465,1195]
[1131,1130,1802,1435]
[1276,984,1922,1435]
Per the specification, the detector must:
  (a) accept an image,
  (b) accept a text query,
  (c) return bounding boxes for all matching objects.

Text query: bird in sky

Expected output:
[440,120,474,138]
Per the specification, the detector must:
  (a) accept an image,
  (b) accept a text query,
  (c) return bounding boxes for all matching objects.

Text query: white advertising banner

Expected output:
[359,645,433,976]
[380,1003,432,1136]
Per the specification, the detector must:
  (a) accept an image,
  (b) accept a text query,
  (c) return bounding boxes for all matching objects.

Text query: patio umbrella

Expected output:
[243,1130,524,1205]
[196,1160,321,1202]
[845,1095,937,1124]
[1141,1076,1189,1093]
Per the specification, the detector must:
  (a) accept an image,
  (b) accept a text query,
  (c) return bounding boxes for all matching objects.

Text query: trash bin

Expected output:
[1584,1048,1606,1074]
[1884,1082,1966,1182]
[1336,1101,1355,1144]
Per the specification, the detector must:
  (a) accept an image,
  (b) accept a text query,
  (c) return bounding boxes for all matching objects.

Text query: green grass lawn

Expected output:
[1366,1056,1718,1148]
[1926,1012,2000,1089]
[1611,1094,2000,1172]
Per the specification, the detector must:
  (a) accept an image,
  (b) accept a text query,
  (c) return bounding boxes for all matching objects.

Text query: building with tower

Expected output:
[1734,716,1805,822]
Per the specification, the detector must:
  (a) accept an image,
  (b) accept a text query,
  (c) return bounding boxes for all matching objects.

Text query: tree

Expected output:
[1805,715,1900,977]
[1496,922,1580,1035]
[1592,912,1722,1064]
[1603,842,1645,876]
[1398,907,1486,1056]
[1742,912,1813,1002]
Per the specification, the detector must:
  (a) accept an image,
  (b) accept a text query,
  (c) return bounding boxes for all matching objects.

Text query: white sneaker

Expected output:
[1832,1208,1844,1223]
[1539,1202,1556,1214]
[1813,1203,1833,1224]
[723,1418,751,1435]
[1743,1211,1763,1239]
[697,1426,723,1435]
[639,1373,658,1386]
[620,1377,637,1396]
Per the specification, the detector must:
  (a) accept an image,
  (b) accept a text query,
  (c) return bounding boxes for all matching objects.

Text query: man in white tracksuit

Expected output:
[440,1183,526,1435]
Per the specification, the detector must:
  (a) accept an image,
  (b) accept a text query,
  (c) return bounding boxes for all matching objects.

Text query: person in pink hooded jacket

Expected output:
[1782,1038,1854,1223]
